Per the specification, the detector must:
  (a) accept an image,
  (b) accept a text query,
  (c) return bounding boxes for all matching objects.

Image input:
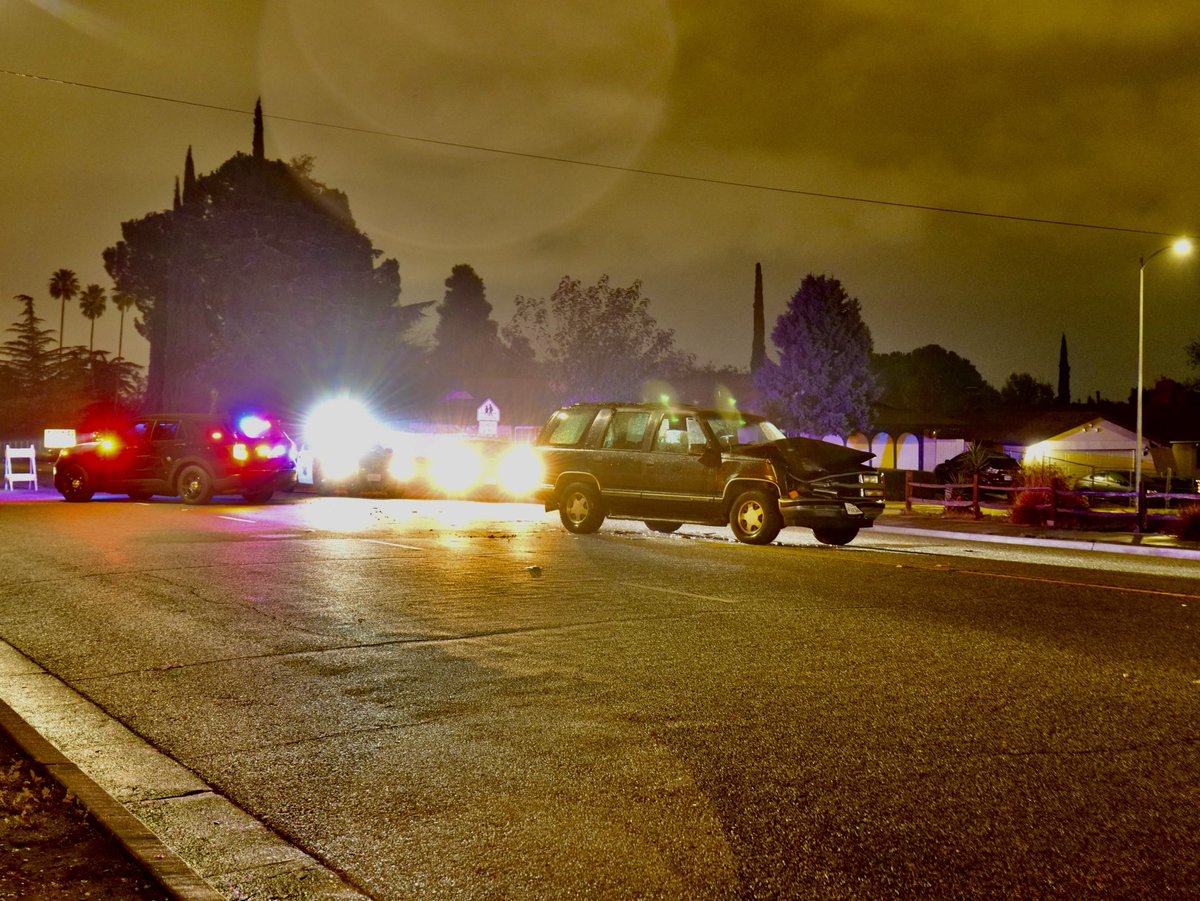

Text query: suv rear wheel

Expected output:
[559,482,605,534]
[177,464,214,505]
[728,489,782,545]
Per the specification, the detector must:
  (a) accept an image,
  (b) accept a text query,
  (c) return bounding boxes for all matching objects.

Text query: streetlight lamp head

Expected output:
[1173,237,1192,256]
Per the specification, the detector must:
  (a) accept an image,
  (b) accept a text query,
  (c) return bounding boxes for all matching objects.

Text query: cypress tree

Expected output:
[253,98,265,160]
[751,262,765,373]
[1057,333,1071,405]
[173,177,181,211]
[182,146,197,204]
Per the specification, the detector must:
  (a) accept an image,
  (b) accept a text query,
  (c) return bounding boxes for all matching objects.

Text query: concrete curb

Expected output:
[872,524,1200,560]
[0,698,223,901]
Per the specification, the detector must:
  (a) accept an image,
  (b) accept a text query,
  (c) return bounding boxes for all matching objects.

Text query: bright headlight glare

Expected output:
[388,448,418,482]
[429,440,484,495]
[496,445,542,496]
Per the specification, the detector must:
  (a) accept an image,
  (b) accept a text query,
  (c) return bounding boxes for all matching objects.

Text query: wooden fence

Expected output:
[903,472,1198,530]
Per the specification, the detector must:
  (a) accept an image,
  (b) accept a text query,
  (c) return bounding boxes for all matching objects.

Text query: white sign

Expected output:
[477,399,500,438]
[476,399,500,422]
[44,428,76,449]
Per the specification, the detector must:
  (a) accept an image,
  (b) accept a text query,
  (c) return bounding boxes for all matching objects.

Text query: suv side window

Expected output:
[126,420,151,442]
[603,411,651,450]
[651,415,689,454]
[151,420,180,442]
[543,409,595,447]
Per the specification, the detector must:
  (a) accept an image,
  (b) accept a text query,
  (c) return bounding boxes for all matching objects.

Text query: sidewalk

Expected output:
[873,504,1200,560]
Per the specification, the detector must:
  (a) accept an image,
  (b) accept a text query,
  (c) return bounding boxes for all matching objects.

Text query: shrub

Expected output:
[1010,478,1089,527]
[1171,505,1200,541]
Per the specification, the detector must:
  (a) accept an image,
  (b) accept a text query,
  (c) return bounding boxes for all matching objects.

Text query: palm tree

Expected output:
[48,268,79,356]
[112,291,136,359]
[78,283,107,352]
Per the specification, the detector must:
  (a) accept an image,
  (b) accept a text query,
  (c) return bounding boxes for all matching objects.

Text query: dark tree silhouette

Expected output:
[431,264,503,379]
[873,344,998,419]
[1,294,58,432]
[505,275,693,403]
[112,291,136,359]
[78,283,107,352]
[1057,333,1071,405]
[753,274,875,435]
[751,262,765,374]
[253,98,265,160]
[48,268,79,357]
[1001,372,1055,408]
[105,116,425,416]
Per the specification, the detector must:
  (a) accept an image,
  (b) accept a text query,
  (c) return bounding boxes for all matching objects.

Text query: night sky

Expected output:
[3,1,1198,402]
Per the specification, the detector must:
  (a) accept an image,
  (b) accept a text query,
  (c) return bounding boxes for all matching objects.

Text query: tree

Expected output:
[253,98,265,161]
[752,274,875,436]
[750,262,765,373]
[430,264,503,379]
[78,283,107,352]
[48,268,79,357]
[104,128,425,415]
[112,291,136,359]
[1000,372,1055,409]
[1,294,58,433]
[1057,333,1071,405]
[504,274,694,402]
[873,344,998,419]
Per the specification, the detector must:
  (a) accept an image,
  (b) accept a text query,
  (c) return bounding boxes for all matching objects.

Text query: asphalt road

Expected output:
[1,494,1198,899]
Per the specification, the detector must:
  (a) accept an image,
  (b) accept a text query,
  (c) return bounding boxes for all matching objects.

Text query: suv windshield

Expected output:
[702,413,786,447]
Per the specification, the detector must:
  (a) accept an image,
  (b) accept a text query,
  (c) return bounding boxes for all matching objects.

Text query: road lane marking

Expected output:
[631,583,739,605]
[218,516,255,523]
[360,538,425,551]
[824,551,1200,603]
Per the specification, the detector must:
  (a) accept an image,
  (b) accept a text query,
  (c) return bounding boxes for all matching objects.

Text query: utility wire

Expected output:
[2,67,1189,240]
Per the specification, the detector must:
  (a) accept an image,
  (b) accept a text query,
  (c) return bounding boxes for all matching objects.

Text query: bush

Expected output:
[1170,505,1200,541]
[1010,478,1090,527]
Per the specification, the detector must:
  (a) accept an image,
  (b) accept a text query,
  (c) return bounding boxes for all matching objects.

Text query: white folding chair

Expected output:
[4,444,39,490]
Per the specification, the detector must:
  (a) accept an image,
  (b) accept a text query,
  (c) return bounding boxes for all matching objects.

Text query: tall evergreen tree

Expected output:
[253,98,265,160]
[431,264,502,380]
[1,294,58,432]
[48,268,79,357]
[105,137,424,413]
[753,274,875,436]
[1057,333,1071,405]
[751,262,765,373]
[182,146,197,204]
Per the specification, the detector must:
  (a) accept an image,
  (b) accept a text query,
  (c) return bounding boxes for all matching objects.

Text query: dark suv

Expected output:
[54,412,296,504]
[535,403,885,545]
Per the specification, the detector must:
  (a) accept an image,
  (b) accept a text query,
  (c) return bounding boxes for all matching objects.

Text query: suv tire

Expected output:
[559,481,605,534]
[177,464,214,505]
[645,520,682,534]
[728,489,782,545]
[59,464,94,503]
[813,527,859,546]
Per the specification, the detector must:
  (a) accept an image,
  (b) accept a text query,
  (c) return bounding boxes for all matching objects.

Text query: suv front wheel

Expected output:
[728,489,782,545]
[558,482,605,534]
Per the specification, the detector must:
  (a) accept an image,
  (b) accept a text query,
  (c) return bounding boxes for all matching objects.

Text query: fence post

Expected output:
[905,470,912,514]
[1047,484,1058,528]
[972,475,981,520]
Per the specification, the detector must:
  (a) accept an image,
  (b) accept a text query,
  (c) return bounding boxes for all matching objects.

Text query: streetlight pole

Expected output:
[1135,238,1192,526]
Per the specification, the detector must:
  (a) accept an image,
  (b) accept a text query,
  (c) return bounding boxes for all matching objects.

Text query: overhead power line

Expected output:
[1,67,1189,240]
